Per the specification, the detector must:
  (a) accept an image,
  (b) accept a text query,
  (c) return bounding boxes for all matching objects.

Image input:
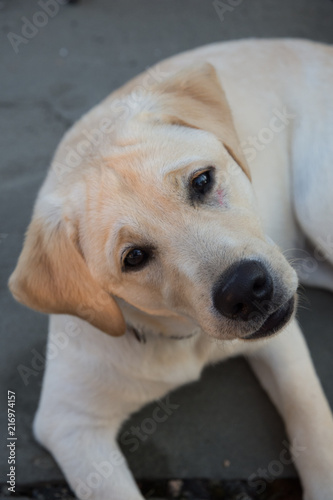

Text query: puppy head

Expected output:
[9,63,298,340]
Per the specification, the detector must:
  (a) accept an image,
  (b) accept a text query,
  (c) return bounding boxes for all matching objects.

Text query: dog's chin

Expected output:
[242,296,296,341]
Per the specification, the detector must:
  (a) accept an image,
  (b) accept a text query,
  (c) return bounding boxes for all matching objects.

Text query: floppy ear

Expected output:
[152,62,251,180]
[8,214,125,337]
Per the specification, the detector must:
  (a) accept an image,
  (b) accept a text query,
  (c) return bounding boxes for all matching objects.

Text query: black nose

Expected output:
[213,260,273,321]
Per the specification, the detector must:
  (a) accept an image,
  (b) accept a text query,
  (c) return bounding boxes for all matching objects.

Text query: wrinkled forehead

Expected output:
[80,122,233,243]
[103,122,228,183]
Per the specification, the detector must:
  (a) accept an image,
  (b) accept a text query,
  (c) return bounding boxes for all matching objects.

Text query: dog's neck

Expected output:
[128,324,199,343]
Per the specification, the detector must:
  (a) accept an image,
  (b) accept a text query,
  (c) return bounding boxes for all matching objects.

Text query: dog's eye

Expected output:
[123,248,149,271]
[191,168,214,198]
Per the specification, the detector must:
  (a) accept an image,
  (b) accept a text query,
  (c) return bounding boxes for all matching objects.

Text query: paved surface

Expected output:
[1,0,333,498]
[0,478,303,500]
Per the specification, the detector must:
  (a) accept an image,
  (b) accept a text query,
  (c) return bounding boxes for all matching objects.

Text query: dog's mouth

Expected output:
[243,296,295,341]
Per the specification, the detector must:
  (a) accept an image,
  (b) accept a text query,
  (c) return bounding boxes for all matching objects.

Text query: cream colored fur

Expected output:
[9,39,333,499]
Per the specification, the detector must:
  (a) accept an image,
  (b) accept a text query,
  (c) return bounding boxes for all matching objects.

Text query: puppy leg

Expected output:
[293,148,333,272]
[34,407,145,500]
[299,258,333,293]
[33,316,149,500]
[247,319,333,500]
[291,237,333,293]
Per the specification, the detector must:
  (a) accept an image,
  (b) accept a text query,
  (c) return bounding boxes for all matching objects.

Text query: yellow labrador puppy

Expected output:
[9,39,333,500]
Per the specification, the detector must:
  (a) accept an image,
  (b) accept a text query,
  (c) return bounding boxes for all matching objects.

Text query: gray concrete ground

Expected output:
[1,0,333,498]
